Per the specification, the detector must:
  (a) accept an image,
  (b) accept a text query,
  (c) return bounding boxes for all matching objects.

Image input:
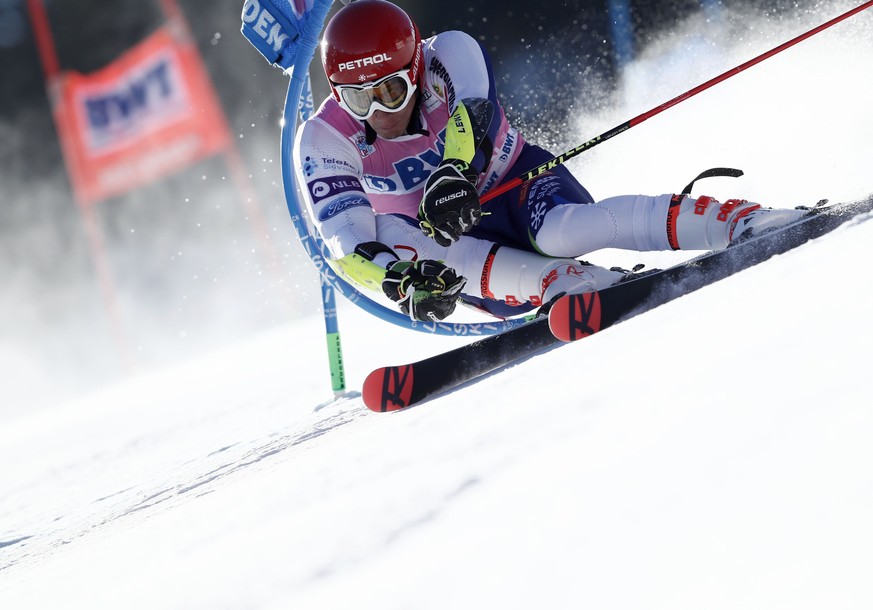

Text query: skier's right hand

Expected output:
[381,259,466,322]
[418,161,481,246]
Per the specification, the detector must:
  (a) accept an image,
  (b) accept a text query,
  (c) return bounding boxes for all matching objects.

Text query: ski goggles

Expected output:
[333,69,418,121]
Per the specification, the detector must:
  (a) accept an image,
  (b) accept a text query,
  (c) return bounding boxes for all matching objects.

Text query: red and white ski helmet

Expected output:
[321,0,423,96]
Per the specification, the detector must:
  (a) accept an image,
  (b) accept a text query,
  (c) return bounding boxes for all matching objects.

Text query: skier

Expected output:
[296,0,805,322]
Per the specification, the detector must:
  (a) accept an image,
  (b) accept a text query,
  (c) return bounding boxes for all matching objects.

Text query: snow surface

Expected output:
[2,4,873,609]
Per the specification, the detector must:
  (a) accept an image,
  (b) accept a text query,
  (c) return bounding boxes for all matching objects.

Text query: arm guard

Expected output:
[443,97,497,180]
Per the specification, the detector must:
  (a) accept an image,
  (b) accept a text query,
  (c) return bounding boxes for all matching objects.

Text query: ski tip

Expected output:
[362,365,415,413]
[548,291,603,342]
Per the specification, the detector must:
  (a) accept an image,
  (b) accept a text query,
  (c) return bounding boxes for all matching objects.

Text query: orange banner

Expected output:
[53,26,230,206]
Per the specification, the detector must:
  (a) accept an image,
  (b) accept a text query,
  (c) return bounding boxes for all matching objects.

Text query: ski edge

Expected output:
[361,317,556,412]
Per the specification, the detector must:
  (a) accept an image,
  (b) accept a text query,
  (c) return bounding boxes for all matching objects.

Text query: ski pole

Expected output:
[481,0,873,204]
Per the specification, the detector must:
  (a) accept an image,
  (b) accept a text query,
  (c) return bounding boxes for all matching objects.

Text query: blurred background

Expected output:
[0,0,805,413]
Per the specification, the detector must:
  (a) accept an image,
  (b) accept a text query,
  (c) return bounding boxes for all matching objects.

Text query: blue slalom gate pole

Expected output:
[297,73,345,393]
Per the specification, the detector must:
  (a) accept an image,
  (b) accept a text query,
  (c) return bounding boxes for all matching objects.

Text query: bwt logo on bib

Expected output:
[338,54,393,72]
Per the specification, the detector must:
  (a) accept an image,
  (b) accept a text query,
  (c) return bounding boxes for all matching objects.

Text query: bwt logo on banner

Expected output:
[76,52,189,153]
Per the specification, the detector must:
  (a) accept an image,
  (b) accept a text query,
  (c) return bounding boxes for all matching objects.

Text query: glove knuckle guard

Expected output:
[380,259,466,321]
[419,161,480,243]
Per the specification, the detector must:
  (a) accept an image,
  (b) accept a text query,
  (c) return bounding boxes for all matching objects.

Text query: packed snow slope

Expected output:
[2,3,872,609]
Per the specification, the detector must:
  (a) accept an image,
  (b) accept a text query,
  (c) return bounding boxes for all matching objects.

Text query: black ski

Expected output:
[362,195,873,412]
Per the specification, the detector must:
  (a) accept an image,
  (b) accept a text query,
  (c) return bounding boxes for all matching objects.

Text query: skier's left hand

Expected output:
[381,259,466,322]
[418,161,481,246]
